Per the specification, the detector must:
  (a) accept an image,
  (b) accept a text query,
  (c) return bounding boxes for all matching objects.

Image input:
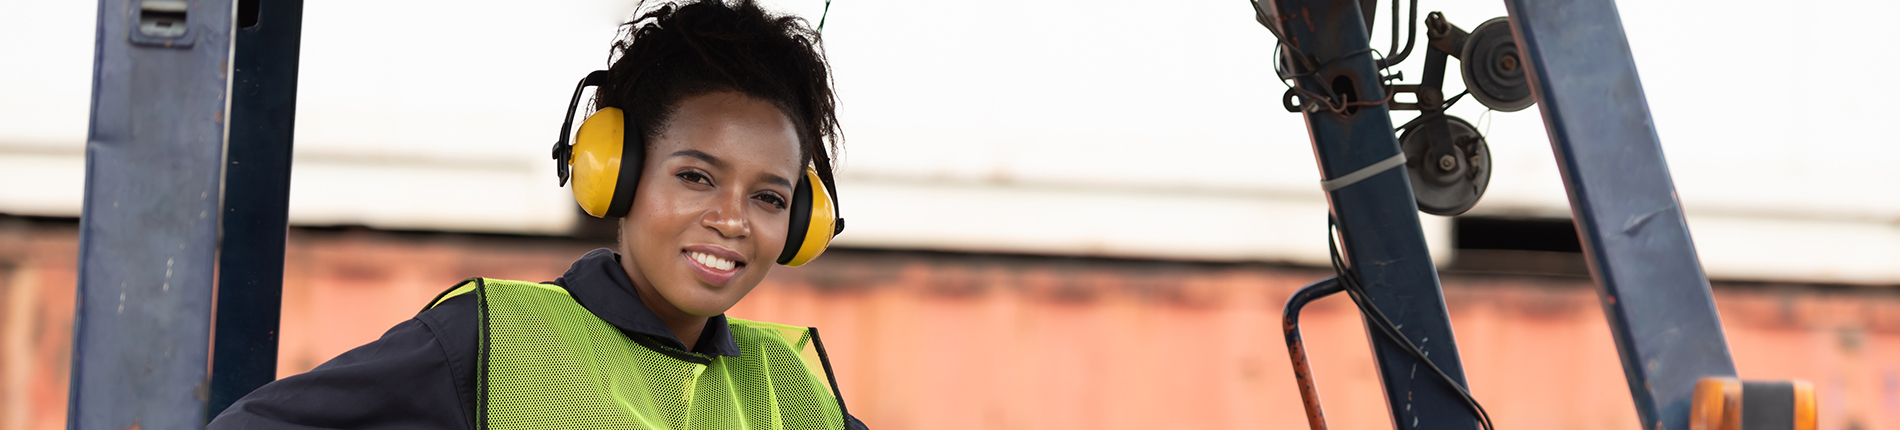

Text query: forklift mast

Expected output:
[1264,0,1810,429]
[67,0,302,427]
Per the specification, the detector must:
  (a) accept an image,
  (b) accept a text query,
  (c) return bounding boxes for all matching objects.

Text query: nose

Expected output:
[701,191,750,239]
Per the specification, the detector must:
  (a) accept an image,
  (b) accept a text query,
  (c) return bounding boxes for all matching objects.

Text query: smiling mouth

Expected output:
[688,251,743,271]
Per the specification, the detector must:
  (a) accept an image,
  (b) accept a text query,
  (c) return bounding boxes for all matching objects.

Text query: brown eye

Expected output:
[754,192,787,210]
[676,169,712,186]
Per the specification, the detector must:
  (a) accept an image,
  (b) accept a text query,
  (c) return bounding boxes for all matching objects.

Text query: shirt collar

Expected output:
[554,248,742,358]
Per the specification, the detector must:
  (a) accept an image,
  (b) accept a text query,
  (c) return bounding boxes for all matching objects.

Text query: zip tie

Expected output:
[1320,153,1406,192]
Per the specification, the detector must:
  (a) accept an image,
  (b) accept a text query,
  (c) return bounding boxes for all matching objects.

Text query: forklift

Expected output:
[65,0,1812,429]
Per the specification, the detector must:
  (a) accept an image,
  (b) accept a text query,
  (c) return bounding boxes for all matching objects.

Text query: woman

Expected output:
[209,1,865,428]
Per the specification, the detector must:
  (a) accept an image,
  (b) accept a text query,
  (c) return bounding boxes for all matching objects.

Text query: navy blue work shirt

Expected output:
[209,248,869,430]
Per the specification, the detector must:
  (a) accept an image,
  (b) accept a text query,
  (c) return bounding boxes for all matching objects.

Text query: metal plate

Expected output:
[1460,17,1533,112]
[1400,115,1490,216]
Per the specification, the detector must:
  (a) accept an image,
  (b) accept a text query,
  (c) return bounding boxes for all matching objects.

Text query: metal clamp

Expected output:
[1320,153,1406,192]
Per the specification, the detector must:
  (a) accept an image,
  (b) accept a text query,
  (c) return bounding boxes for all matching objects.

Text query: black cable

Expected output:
[1253,2,1490,423]
[1375,0,1419,69]
[1327,217,1496,430]
[817,0,832,33]
[1391,90,1469,132]
[1252,0,1402,115]
[1441,89,1468,110]
[1388,0,1400,60]
[1276,47,1399,115]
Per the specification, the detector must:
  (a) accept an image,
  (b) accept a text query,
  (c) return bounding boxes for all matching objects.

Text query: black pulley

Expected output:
[1400,115,1490,216]
[1459,17,1533,112]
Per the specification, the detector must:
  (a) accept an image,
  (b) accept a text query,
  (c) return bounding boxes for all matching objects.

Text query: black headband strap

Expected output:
[558,70,612,147]
[552,70,612,186]
[808,144,844,235]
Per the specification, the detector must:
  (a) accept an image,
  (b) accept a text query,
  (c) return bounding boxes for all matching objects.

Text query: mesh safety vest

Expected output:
[429,278,848,430]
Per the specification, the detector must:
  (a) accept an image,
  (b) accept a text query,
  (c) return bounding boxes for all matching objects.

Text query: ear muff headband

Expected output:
[553,71,611,187]
[555,71,645,218]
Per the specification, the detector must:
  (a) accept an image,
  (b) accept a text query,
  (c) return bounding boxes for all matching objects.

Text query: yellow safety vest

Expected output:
[430,278,847,430]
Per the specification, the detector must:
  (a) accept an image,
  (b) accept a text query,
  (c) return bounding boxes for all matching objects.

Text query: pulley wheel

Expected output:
[1400,115,1491,216]
[1460,17,1534,112]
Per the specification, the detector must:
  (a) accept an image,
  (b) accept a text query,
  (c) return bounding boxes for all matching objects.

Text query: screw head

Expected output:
[1500,54,1519,72]
[1438,154,1457,171]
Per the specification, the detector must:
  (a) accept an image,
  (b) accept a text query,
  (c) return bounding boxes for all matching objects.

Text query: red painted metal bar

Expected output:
[1283,277,1344,430]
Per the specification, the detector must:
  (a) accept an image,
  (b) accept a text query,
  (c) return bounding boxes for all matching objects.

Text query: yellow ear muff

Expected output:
[778,166,838,267]
[569,107,645,219]
[557,74,840,259]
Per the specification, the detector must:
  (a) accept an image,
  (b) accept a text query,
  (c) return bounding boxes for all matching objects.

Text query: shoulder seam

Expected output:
[417,305,477,429]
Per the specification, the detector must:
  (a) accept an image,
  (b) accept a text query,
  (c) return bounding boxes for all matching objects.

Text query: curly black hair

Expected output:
[594,0,841,179]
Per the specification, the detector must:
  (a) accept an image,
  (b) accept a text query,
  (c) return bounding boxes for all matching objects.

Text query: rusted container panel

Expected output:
[2,223,1896,430]
[0,221,77,430]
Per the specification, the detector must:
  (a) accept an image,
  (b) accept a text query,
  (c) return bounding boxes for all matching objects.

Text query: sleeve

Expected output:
[207,295,479,430]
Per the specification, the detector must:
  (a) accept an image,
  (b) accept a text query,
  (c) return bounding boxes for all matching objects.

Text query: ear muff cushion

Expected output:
[570,107,644,218]
[778,166,837,267]
[602,114,643,218]
[570,108,625,218]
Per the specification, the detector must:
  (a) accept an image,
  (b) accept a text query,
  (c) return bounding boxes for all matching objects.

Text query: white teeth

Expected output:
[690,252,736,271]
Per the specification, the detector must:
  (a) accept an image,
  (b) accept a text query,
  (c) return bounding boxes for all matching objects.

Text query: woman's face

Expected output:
[618,91,802,318]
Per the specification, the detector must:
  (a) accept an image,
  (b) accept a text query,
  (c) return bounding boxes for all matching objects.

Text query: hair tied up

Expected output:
[596,0,841,176]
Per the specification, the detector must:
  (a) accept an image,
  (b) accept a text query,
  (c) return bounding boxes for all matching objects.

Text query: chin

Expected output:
[669,297,732,317]
[661,277,760,317]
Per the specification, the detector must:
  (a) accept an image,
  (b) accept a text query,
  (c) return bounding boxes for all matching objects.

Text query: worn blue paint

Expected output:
[69,0,232,428]
[1267,0,1480,428]
[1501,1,1737,429]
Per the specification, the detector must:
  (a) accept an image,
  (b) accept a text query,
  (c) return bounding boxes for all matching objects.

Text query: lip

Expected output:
[681,244,747,287]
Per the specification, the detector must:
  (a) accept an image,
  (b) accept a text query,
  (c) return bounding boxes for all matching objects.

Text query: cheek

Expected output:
[627,169,702,229]
[757,211,792,257]
[616,216,660,263]
[621,188,692,258]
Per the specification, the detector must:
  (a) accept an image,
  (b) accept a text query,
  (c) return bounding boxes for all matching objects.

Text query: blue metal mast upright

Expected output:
[69,0,234,426]
[1504,1,1737,428]
[1261,0,1484,428]
[68,0,301,427]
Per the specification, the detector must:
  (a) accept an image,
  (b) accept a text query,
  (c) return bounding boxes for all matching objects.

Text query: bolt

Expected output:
[1438,154,1457,171]
[1500,54,1519,72]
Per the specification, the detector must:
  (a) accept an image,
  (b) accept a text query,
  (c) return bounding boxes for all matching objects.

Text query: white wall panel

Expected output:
[2,0,1895,283]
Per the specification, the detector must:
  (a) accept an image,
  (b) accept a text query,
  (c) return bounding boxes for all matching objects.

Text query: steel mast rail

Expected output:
[68,0,302,427]
[1262,0,1482,429]
[1266,0,1741,429]
[68,0,233,425]
[1504,1,1737,429]
[208,0,305,420]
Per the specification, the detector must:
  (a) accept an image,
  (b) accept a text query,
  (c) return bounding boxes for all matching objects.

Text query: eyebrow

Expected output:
[758,172,793,190]
[668,149,725,168]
